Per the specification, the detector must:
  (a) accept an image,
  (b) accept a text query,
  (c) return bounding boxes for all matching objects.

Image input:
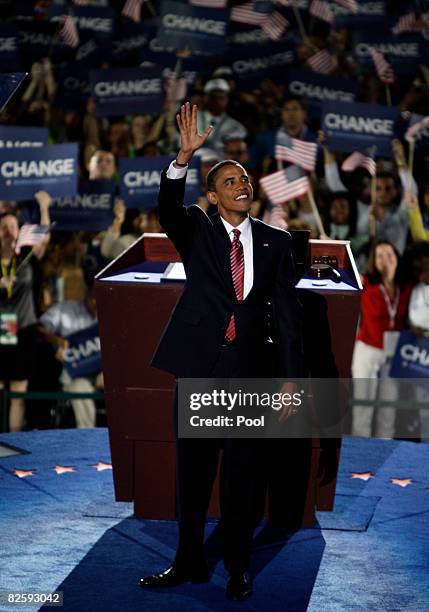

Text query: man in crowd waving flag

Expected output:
[260,165,310,205]
[275,134,318,172]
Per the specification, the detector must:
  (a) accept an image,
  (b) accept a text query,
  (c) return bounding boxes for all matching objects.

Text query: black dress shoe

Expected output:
[139,564,210,588]
[226,572,252,601]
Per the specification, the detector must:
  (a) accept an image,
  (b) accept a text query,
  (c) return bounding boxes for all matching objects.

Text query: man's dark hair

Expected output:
[282,95,307,111]
[206,160,243,192]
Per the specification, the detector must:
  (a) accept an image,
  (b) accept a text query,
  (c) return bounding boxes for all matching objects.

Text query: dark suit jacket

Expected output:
[151,170,304,378]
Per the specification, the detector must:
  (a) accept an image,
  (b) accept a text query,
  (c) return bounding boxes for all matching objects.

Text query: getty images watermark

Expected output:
[177,378,429,439]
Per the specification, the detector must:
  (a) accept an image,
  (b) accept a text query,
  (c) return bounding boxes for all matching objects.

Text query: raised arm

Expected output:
[158,103,213,260]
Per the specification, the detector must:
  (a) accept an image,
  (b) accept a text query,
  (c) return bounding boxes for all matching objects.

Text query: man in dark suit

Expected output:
[139,103,304,601]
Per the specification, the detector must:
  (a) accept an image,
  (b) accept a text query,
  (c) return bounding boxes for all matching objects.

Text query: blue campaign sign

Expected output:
[91,67,164,116]
[333,0,385,29]
[353,32,422,76]
[390,330,429,379]
[120,156,201,209]
[0,126,48,149]
[286,69,358,118]
[0,143,78,201]
[157,0,229,55]
[229,41,296,88]
[111,20,150,64]
[63,324,101,380]
[49,5,115,43]
[55,67,91,112]
[0,24,21,71]
[48,179,116,232]
[321,101,399,157]
[18,21,74,63]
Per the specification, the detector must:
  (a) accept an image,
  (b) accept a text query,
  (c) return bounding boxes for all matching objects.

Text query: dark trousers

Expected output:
[174,346,264,574]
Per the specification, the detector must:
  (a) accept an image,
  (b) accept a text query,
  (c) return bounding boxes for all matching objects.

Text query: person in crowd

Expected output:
[100,200,160,260]
[223,137,249,167]
[406,242,429,441]
[0,192,51,432]
[87,150,117,181]
[106,119,130,160]
[38,280,102,429]
[323,139,416,264]
[351,240,412,438]
[251,96,317,173]
[196,78,247,157]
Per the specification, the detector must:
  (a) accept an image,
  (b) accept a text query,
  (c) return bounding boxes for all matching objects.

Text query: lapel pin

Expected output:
[263,243,269,247]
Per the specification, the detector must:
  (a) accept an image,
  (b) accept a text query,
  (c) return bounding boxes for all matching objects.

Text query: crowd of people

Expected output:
[0,0,428,437]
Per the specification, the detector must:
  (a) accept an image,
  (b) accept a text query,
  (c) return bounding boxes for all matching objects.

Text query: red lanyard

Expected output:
[379,284,400,330]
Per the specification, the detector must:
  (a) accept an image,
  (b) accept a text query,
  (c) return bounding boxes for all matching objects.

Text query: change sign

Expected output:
[120,156,201,209]
[48,179,116,232]
[91,67,164,116]
[0,126,48,149]
[0,143,78,201]
[390,330,429,379]
[353,32,421,76]
[286,69,358,118]
[63,324,101,380]
[230,42,295,87]
[157,0,229,55]
[321,100,399,157]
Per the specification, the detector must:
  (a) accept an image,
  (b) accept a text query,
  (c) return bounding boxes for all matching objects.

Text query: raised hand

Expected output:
[176,102,213,166]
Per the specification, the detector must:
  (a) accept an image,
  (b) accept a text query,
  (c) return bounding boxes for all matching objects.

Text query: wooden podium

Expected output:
[95,234,361,525]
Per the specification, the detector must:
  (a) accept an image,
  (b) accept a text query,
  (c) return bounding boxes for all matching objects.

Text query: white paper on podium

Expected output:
[162,262,186,282]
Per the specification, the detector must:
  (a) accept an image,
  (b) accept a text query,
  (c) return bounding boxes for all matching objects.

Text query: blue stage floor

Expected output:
[0,429,428,612]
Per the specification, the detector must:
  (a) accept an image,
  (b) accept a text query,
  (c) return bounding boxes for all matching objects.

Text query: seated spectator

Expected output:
[196,78,247,157]
[38,281,102,429]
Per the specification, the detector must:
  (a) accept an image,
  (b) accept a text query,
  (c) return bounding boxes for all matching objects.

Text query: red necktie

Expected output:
[225,228,244,341]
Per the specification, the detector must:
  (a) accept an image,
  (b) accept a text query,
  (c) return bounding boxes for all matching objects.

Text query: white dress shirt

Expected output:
[166,160,254,298]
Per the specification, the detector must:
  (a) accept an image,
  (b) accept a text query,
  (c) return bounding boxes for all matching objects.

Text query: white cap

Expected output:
[203,78,230,94]
[194,148,221,163]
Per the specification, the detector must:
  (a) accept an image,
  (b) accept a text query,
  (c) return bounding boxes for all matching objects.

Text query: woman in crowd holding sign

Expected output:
[351,240,412,438]
[0,192,51,431]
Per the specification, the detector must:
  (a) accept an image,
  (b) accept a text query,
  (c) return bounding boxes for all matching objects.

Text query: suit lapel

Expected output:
[248,217,267,297]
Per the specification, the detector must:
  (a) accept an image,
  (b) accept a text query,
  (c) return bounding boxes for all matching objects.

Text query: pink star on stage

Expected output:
[53,465,77,475]
[91,461,112,472]
[351,472,374,481]
[14,469,35,478]
[390,478,412,487]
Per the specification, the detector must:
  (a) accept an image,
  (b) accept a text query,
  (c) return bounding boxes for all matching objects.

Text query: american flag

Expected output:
[190,0,227,6]
[309,0,333,23]
[15,225,50,254]
[307,49,338,74]
[275,136,318,172]
[392,12,418,35]
[332,0,358,12]
[341,151,376,176]
[405,115,429,141]
[122,0,145,23]
[369,47,394,85]
[260,165,310,205]
[59,15,80,48]
[230,2,288,39]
